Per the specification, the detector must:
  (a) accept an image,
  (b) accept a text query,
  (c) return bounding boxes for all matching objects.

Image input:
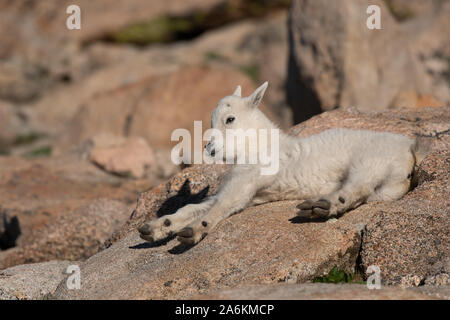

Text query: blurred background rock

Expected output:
[1,0,448,153]
[0,0,448,284]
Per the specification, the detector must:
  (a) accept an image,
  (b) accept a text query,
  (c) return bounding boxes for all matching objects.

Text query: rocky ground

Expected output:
[1,106,448,300]
[0,0,449,300]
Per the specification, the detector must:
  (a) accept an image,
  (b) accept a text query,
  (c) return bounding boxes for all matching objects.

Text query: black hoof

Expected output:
[139,233,154,242]
[138,224,151,235]
[312,207,329,217]
[315,199,331,209]
[177,227,194,238]
[298,209,313,218]
[297,200,313,210]
[297,199,331,219]
[177,235,195,245]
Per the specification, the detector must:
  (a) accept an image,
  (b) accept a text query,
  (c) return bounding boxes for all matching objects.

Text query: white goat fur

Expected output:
[139,82,428,245]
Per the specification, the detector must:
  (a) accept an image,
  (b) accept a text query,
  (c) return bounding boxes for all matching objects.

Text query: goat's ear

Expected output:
[233,85,242,97]
[247,81,268,108]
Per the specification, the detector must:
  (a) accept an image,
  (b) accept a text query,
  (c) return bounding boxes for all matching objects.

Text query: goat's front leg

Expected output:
[176,172,263,245]
[139,198,215,242]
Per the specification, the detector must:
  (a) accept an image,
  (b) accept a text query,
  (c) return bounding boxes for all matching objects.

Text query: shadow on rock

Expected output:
[289,216,329,224]
[156,180,210,218]
[129,234,176,250]
[0,209,21,250]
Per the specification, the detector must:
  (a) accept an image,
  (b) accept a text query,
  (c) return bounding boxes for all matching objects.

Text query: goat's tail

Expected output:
[409,137,431,190]
[411,137,431,165]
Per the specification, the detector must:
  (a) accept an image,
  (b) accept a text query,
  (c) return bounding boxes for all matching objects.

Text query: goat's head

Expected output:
[205,82,272,163]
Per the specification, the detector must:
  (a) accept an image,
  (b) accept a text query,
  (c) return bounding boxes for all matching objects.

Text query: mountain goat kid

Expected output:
[139,82,428,246]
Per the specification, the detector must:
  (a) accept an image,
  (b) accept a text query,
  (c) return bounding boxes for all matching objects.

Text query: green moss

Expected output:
[248,1,267,16]
[24,146,52,158]
[238,63,260,82]
[13,132,44,146]
[204,51,227,62]
[383,0,415,22]
[109,15,194,45]
[104,0,291,46]
[313,266,365,284]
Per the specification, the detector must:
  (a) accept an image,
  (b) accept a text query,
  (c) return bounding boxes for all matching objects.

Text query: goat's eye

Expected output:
[226,116,235,124]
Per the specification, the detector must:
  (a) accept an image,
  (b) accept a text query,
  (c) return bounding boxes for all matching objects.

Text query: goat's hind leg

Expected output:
[367,178,411,202]
[368,150,415,202]
[139,199,215,242]
[298,183,376,219]
[298,166,386,219]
